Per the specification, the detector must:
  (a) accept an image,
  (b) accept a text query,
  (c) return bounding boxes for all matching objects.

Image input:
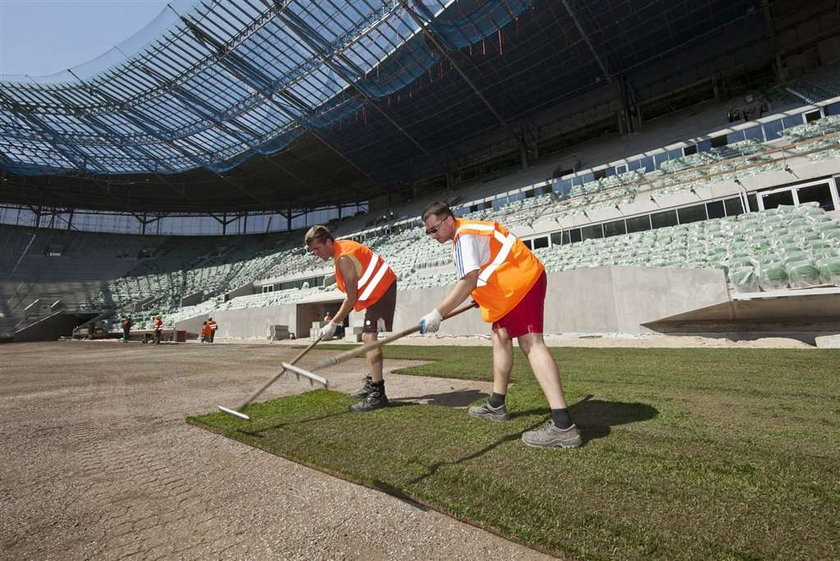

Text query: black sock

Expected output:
[551,408,573,429]
[371,380,384,393]
[489,392,506,408]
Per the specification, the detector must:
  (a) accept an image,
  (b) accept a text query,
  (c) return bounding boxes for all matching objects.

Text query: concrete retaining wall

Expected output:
[178,266,732,340]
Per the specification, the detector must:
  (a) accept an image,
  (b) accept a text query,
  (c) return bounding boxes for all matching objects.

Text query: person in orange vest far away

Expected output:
[200,321,212,343]
[418,201,581,449]
[121,315,133,343]
[305,225,397,412]
[207,318,218,342]
[153,315,164,345]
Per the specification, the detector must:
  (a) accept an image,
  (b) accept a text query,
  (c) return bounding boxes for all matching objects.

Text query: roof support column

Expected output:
[760,0,783,80]
[210,212,240,236]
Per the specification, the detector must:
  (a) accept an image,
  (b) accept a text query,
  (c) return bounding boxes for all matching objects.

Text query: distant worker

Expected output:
[323,311,333,323]
[121,315,133,343]
[153,315,164,345]
[305,225,397,412]
[200,321,212,343]
[207,317,218,343]
[418,201,582,448]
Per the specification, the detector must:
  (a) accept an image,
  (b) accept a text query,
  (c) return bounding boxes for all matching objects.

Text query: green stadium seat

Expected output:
[785,261,821,289]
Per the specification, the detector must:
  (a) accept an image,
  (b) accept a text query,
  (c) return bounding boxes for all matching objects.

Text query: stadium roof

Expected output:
[0,0,772,213]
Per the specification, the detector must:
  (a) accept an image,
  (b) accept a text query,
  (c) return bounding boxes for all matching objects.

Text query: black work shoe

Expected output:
[350,388,388,412]
[350,376,373,398]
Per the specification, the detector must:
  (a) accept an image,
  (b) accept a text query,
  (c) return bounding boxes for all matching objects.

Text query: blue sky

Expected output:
[0,0,172,77]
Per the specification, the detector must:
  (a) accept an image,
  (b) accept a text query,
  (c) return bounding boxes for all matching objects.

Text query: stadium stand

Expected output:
[787,63,840,104]
[3,90,840,341]
[2,0,840,341]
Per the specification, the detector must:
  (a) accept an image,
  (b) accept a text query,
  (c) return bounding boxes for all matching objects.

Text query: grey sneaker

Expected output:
[468,400,509,422]
[522,420,582,448]
[350,376,373,398]
[350,387,388,412]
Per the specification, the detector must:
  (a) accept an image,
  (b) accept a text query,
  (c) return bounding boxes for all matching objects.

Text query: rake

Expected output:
[217,333,327,420]
[283,301,478,379]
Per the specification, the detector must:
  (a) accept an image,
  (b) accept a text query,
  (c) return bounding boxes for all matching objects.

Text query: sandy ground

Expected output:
[0,334,815,560]
[0,340,557,561]
[263,332,816,349]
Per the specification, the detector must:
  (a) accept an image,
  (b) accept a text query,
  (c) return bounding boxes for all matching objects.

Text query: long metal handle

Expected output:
[235,333,324,410]
[310,301,478,372]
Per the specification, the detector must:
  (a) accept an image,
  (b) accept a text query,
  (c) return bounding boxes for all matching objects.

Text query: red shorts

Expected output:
[491,271,546,338]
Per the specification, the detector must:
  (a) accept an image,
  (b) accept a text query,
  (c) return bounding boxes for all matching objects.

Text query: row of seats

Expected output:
[66,115,840,322]
[532,203,840,292]
[210,203,839,319]
[471,117,840,230]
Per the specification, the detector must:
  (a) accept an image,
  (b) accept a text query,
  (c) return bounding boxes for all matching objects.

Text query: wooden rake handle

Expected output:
[310,301,478,372]
[235,333,324,410]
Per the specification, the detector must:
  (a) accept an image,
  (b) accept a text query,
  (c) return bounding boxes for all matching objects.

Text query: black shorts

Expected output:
[362,281,397,333]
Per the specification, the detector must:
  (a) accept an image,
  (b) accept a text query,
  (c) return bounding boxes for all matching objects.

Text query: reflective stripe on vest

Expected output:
[357,252,390,302]
[334,240,396,310]
[453,218,544,322]
[477,229,516,287]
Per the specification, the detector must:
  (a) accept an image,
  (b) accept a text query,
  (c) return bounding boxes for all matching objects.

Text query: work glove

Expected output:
[419,308,443,334]
[318,321,338,339]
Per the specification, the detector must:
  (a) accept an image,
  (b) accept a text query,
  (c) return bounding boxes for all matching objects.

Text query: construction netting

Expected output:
[1,0,770,191]
[0,0,532,176]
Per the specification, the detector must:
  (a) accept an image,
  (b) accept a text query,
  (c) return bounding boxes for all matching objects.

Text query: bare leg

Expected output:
[363,332,383,383]
[491,327,513,395]
[517,332,568,409]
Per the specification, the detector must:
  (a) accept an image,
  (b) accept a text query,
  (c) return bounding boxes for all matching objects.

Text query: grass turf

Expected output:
[188,346,839,560]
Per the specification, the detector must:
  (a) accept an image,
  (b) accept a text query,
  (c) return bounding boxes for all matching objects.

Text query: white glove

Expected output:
[419,309,442,334]
[318,321,338,339]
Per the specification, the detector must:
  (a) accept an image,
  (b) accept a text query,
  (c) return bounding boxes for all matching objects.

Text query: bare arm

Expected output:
[332,256,358,324]
[434,269,479,316]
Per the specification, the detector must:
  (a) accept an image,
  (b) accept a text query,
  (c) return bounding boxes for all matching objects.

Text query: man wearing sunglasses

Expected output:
[418,201,581,448]
[305,225,398,412]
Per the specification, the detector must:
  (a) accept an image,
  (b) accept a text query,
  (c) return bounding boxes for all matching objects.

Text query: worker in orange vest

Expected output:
[153,315,164,345]
[306,225,397,412]
[418,201,581,449]
[200,321,212,343]
[207,318,218,342]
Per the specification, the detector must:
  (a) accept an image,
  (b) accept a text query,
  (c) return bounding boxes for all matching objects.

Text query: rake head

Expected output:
[217,405,250,420]
[282,362,329,388]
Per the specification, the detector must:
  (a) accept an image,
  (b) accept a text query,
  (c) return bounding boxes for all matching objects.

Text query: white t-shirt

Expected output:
[453,233,490,279]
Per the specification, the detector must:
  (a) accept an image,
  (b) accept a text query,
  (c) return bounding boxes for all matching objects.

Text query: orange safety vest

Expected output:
[333,240,396,312]
[208,320,218,331]
[153,318,163,331]
[453,218,544,323]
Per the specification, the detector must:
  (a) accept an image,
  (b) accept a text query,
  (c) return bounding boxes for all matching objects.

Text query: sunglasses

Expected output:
[425,218,447,235]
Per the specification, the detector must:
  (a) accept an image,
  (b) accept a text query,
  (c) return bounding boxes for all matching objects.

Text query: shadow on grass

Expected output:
[510,397,659,442]
[405,422,543,486]
[235,409,352,436]
[391,389,488,408]
[406,396,659,485]
[571,399,659,444]
[368,479,431,512]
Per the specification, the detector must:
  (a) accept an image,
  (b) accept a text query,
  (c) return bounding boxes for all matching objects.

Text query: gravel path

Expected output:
[0,341,557,561]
